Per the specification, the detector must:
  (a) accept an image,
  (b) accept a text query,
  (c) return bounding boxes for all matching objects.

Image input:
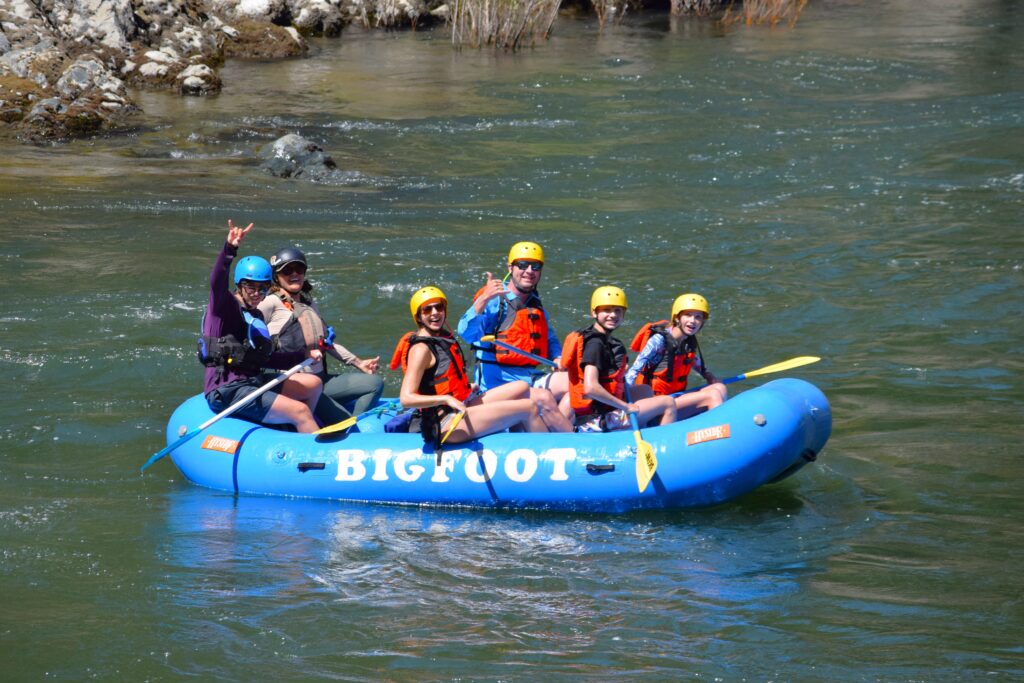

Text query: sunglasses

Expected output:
[420,303,446,314]
[278,263,306,276]
[239,282,269,296]
[512,260,543,272]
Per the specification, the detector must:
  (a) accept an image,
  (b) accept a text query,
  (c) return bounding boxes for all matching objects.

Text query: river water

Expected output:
[2,1,1022,679]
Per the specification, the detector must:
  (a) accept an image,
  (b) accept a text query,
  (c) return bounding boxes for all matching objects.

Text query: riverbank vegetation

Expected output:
[449,0,808,47]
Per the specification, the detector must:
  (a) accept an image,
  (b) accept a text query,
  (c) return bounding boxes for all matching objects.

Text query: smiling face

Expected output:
[416,299,447,333]
[274,262,307,296]
[675,310,706,337]
[507,259,543,295]
[236,280,268,310]
[592,305,625,333]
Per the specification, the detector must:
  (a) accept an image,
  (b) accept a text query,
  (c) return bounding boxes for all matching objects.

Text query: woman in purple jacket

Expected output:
[198,220,323,432]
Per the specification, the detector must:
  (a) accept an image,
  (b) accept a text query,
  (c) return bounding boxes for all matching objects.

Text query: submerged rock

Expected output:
[259,133,340,181]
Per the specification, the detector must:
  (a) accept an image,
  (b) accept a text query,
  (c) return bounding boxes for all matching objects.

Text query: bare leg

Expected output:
[263,393,320,433]
[445,399,540,443]
[541,371,569,403]
[280,373,323,417]
[529,387,573,433]
[635,395,677,426]
[474,381,530,403]
[673,383,727,420]
[557,393,574,423]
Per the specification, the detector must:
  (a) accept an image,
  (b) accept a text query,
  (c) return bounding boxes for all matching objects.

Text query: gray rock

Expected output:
[259,133,340,181]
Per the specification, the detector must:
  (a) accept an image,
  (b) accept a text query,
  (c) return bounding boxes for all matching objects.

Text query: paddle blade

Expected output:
[140,429,196,472]
[439,411,466,445]
[742,356,820,379]
[313,415,357,435]
[634,433,657,493]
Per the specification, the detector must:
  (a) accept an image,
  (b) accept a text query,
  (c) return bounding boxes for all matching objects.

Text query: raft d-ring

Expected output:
[753,414,767,426]
[178,425,188,437]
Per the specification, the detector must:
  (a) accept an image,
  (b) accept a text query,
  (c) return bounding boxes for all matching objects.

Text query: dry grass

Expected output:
[723,0,808,26]
[450,0,561,49]
[591,0,632,30]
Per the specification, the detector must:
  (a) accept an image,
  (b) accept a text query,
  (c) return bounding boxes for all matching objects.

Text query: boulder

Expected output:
[259,133,340,181]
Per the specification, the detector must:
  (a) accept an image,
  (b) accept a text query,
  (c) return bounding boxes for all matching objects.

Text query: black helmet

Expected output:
[269,246,307,273]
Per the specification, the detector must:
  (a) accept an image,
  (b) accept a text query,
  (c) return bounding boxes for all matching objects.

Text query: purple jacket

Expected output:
[203,242,306,394]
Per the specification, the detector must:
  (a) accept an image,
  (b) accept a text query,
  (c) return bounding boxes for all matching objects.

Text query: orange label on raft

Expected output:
[200,435,240,454]
[686,424,731,446]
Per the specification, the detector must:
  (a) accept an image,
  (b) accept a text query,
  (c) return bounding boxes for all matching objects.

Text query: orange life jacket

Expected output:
[390,330,472,402]
[561,327,628,416]
[472,287,550,367]
[629,320,700,395]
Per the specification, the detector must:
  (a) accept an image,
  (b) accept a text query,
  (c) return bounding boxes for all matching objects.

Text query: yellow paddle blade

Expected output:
[439,411,466,445]
[313,415,357,435]
[634,431,657,493]
[743,356,821,379]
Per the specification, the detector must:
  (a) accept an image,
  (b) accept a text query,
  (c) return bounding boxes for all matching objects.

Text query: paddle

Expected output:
[313,400,400,436]
[678,356,821,395]
[479,335,557,368]
[439,410,466,445]
[624,385,657,493]
[140,358,315,472]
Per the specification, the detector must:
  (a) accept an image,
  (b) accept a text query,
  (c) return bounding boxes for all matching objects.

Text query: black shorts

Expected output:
[205,375,281,423]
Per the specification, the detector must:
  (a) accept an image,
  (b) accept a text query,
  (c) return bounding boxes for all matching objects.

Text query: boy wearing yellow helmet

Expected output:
[393,286,572,448]
[457,242,568,400]
[560,286,676,433]
[626,293,727,420]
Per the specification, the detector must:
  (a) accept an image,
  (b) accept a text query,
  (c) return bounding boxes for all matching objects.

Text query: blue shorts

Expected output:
[205,375,281,423]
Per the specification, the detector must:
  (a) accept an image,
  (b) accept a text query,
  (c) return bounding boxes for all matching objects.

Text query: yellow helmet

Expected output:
[591,286,628,312]
[508,241,544,265]
[672,293,710,320]
[409,286,447,323]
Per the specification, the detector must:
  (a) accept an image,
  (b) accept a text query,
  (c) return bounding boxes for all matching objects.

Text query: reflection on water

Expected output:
[1,0,1023,678]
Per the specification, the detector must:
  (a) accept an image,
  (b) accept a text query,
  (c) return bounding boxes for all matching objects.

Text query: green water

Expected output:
[2,2,1023,679]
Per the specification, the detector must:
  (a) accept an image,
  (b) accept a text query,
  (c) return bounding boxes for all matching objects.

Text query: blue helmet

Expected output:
[233,255,273,285]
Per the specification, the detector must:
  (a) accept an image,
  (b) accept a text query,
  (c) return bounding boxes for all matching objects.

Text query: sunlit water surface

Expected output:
[1,1,1022,679]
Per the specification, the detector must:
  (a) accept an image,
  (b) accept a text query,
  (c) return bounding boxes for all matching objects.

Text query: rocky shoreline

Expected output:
[0,0,447,142]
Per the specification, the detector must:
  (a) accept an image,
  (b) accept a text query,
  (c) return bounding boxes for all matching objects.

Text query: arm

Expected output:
[696,356,719,384]
[206,220,252,330]
[457,272,505,343]
[457,294,500,344]
[582,364,632,413]
[625,336,664,385]
[327,341,380,374]
[399,344,465,412]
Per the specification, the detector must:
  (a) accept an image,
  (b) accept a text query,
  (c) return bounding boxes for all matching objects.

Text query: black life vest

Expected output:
[562,327,628,416]
[270,291,328,365]
[197,310,275,377]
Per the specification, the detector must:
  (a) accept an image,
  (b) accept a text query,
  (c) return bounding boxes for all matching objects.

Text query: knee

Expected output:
[530,388,558,410]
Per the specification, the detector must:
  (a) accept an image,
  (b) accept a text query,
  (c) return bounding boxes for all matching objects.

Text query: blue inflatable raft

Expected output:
[163,378,830,513]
